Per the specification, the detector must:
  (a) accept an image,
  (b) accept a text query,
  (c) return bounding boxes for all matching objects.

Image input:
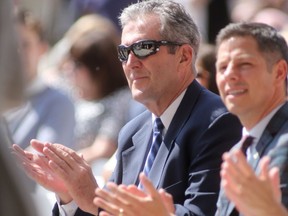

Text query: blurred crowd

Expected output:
[14,0,288,100]
[2,0,288,215]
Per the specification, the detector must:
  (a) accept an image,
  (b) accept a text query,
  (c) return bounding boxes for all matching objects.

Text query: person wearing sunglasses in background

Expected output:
[12,1,242,215]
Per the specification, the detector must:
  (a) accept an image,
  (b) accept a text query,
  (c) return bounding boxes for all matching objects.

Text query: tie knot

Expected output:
[241,135,254,156]
[154,118,164,133]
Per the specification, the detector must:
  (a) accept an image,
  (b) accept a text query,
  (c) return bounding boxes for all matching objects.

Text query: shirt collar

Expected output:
[152,89,186,133]
[243,102,285,142]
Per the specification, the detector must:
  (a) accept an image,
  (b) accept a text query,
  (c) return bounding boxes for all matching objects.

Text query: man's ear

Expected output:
[274,59,287,82]
[179,44,193,65]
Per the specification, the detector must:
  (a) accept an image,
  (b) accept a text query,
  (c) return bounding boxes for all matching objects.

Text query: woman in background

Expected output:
[64,30,136,168]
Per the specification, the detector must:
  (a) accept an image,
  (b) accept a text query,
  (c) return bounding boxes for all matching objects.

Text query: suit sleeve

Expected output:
[174,113,241,215]
[268,143,288,209]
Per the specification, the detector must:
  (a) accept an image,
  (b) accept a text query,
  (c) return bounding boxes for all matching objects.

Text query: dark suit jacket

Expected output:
[53,80,242,216]
[216,102,288,216]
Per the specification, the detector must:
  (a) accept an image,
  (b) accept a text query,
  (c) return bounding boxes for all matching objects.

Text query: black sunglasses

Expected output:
[117,40,183,62]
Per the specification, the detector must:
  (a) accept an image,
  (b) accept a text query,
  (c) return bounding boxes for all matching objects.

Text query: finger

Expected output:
[107,183,140,205]
[42,145,75,181]
[258,156,270,180]
[94,188,122,215]
[269,166,281,201]
[222,182,241,208]
[45,143,85,168]
[221,153,243,186]
[231,150,254,177]
[220,159,243,195]
[12,144,34,161]
[96,183,138,216]
[220,167,240,195]
[21,160,50,183]
[43,143,76,171]
[159,189,175,213]
[124,185,146,198]
[99,212,113,216]
[30,139,46,153]
[139,172,159,197]
[95,183,120,203]
[49,143,84,163]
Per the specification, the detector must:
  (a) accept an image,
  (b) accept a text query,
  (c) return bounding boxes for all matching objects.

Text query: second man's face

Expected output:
[216,36,280,126]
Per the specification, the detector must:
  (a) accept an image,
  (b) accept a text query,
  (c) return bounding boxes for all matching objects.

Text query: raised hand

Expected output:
[12,141,68,195]
[13,139,99,215]
[220,149,288,216]
[94,172,175,216]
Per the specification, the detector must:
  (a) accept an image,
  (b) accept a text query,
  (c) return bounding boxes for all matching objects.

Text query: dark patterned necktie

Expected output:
[240,135,254,157]
[143,118,164,177]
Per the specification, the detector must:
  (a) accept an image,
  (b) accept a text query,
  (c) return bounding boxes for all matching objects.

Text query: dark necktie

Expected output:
[143,118,164,177]
[240,135,254,157]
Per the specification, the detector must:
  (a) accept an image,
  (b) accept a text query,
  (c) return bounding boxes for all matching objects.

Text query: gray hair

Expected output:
[119,0,200,59]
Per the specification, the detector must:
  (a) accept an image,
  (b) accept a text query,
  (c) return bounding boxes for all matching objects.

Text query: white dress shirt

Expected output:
[243,103,284,160]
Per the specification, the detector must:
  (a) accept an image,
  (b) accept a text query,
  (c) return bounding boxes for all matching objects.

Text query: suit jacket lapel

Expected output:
[165,81,201,144]
[150,81,202,188]
[225,103,288,216]
[121,116,152,185]
[122,81,203,187]
[148,139,170,187]
[252,103,288,170]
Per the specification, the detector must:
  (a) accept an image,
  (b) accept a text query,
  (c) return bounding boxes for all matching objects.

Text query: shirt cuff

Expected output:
[55,194,78,216]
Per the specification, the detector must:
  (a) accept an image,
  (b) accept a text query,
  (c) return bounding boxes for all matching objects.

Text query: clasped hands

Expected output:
[12,140,175,216]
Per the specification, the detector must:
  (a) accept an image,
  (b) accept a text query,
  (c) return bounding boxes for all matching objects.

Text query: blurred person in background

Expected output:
[67,0,138,32]
[4,8,76,150]
[230,0,288,26]
[41,13,121,90]
[63,30,135,167]
[196,43,218,94]
[173,0,231,43]
[250,7,288,31]
[18,0,139,44]
[40,12,145,178]
[0,0,49,215]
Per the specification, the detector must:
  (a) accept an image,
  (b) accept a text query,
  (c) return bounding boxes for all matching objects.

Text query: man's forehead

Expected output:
[121,19,161,44]
[217,36,258,54]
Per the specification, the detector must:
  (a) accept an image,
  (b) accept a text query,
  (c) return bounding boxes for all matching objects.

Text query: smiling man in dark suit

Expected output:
[12,1,242,215]
[215,22,288,216]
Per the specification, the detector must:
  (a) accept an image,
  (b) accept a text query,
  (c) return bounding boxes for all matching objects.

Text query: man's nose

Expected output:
[223,64,239,81]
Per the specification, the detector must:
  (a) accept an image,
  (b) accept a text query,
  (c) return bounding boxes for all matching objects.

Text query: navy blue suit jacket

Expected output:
[216,102,288,216]
[53,80,242,216]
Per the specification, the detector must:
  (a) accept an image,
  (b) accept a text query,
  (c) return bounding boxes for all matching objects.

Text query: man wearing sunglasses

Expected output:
[12,1,242,215]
